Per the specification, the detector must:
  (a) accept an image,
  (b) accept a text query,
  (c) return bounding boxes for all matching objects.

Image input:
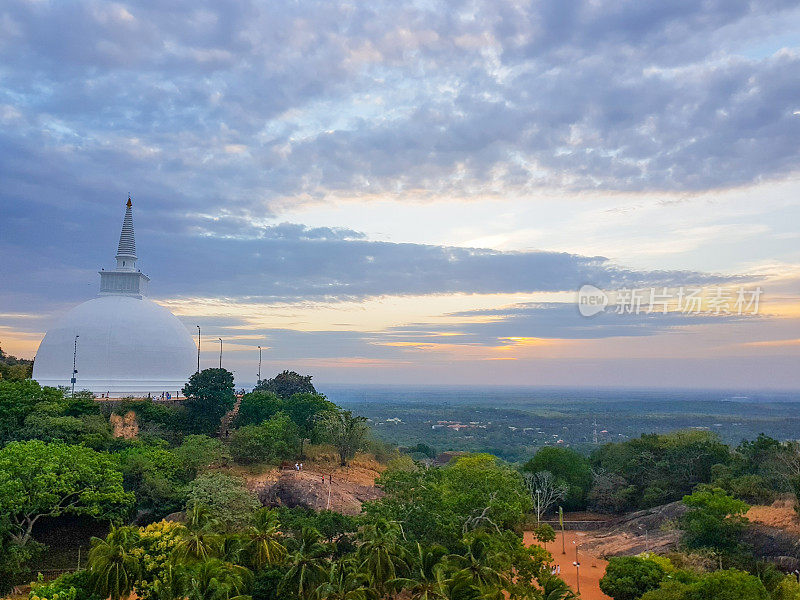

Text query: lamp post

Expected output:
[218,338,223,369]
[196,325,201,373]
[257,345,262,385]
[573,541,581,595]
[71,335,79,397]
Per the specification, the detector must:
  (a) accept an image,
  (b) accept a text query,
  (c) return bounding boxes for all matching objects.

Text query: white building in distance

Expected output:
[32,199,196,396]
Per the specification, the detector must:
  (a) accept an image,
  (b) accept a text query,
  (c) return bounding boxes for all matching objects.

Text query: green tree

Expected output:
[87,526,142,600]
[445,454,532,533]
[311,511,360,544]
[680,487,749,557]
[186,473,261,531]
[445,534,504,590]
[641,569,768,600]
[363,454,530,550]
[280,528,330,600]
[286,393,337,457]
[235,391,285,428]
[243,508,287,570]
[116,444,187,518]
[318,410,369,467]
[19,406,113,450]
[0,379,63,444]
[314,559,374,600]
[230,413,300,465]
[176,503,223,562]
[183,368,236,435]
[180,558,253,600]
[0,440,133,545]
[255,371,316,399]
[0,346,33,381]
[390,543,449,600]
[0,536,40,595]
[29,569,102,600]
[356,520,409,595]
[531,523,556,545]
[599,556,666,600]
[175,434,230,477]
[540,574,578,600]
[590,430,731,511]
[522,447,592,510]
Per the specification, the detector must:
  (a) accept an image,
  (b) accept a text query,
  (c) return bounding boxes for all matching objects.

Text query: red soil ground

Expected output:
[524,529,611,600]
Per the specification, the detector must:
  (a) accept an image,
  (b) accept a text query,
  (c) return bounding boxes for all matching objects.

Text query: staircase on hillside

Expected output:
[219,394,242,438]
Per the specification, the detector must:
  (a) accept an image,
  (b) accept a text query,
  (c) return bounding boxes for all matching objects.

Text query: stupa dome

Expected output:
[32,199,196,396]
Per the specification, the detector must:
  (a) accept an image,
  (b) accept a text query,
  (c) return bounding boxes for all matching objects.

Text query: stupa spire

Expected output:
[115,196,137,269]
[100,197,150,297]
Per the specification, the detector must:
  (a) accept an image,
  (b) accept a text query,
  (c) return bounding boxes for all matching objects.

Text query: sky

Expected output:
[1,0,800,389]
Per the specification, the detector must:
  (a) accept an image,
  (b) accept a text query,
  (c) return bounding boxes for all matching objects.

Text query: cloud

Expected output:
[393,301,749,342]
[0,196,733,319]
[0,0,799,228]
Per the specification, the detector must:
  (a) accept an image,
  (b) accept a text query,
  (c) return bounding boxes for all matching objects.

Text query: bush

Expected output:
[365,437,399,464]
[600,556,667,600]
[29,570,102,600]
[0,538,41,594]
[229,413,300,465]
[174,434,230,477]
[728,475,777,505]
[186,472,260,530]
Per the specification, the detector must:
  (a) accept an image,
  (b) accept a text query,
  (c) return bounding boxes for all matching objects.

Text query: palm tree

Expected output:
[243,508,287,569]
[445,535,505,590]
[281,527,330,600]
[313,559,375,600]
[438,571,482,600]
[181,557,253,600]
[357,520,410,596]
[151,562,185,600]
[176,502,223,562]
[389,543,449,600]
[186,501,220,530]
[539,575,577,600]
[87,526,142,600]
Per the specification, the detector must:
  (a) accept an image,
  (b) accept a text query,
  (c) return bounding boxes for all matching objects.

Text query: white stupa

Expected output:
[33,199,197,396]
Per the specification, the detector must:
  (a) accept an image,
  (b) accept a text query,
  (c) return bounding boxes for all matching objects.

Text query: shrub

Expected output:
[29,570,102,600]
[186,473,260,530]
[600,556,667,600]
[174,434,230,477]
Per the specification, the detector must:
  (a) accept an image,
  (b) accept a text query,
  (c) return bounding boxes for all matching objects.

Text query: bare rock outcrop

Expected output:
[256,469,384,515]
[579,502,688,557]
[110,410,139,439]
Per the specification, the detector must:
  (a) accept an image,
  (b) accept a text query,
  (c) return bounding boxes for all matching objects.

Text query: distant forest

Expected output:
[0,346,33,381]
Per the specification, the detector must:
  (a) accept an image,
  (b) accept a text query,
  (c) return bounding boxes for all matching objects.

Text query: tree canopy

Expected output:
[0,440,133,545]
[590,430,731,510]
[318,409,370,466]
[364,453,531,549]
[0,346,33,382]
[254,370,316,399]
[182,368,236,435]
[522,446,592,510]
[600,556,667,600]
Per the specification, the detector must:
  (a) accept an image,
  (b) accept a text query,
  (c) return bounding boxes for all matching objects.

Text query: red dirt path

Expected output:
[524,530,611,600]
